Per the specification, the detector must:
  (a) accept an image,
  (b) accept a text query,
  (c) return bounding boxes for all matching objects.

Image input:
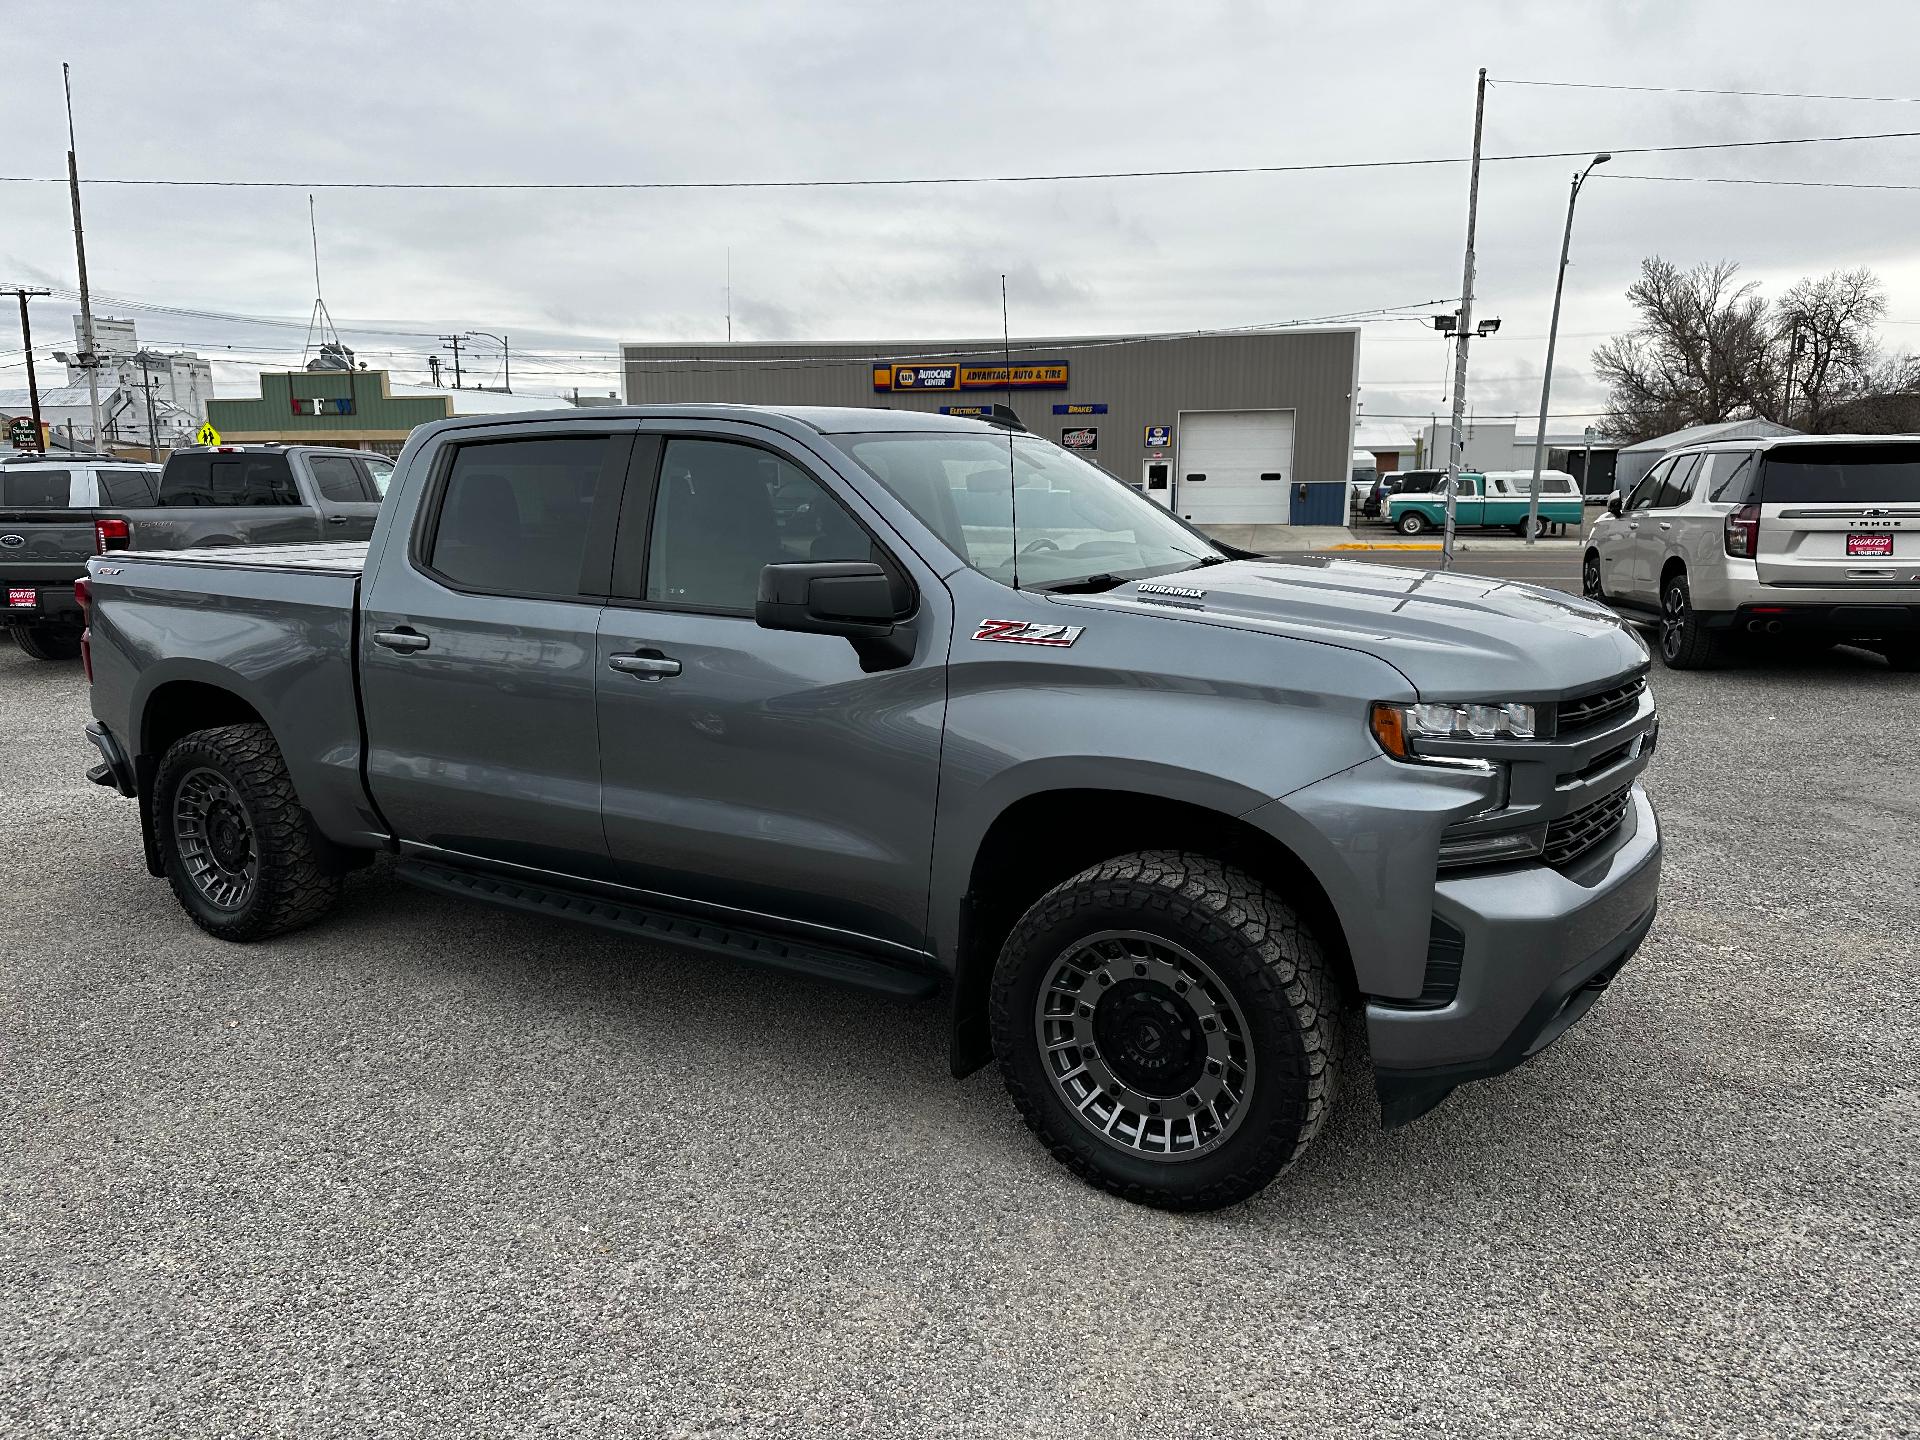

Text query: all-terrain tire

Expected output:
[1657,573,1726,670]
[153,723,342,941]
[989,850,1339,1211]
[13,624,82,661]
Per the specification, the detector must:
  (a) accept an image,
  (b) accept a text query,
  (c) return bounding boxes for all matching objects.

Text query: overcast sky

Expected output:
[5,0,1919,443]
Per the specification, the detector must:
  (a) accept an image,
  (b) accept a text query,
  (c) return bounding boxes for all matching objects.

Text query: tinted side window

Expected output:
[96,469,159,507]
[158,453,296,506]
[426,435,609,598]
[0,470,72,507]
[157,454,214,505]
[646,439,874,612]
[309,455,370,504]
[1626,461,1667,511]
[1653,454,1699,509]
[1708,451,1758,504]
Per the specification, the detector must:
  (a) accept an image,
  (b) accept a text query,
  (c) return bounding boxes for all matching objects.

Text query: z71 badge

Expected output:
[972,619,1085,647]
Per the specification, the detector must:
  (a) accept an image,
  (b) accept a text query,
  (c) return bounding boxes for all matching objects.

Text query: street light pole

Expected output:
[465,330,510,393]
[1526,152,1611,545]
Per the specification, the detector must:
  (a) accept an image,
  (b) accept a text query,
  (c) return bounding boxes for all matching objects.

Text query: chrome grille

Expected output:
[1555,674,1647,734]
[1542,786,1632,869]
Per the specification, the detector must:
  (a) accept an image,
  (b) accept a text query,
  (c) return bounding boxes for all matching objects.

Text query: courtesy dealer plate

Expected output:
[1847,533,1894,557]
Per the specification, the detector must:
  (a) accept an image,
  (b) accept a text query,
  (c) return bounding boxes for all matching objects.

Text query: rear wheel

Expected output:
[12,624,81,661]
[1397,512,1428,535]
[154,723,342,941]
[990,850,1338,1211]
[1658,573,1726,670]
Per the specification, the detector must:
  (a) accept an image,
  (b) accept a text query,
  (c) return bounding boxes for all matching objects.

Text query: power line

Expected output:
[2,130,1919,192]
[1493,77,1920,105]
[1599,172,1920,192]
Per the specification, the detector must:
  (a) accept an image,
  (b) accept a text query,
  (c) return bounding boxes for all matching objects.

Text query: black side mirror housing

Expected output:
[1606,493,1624,517]
[756,561,914,670]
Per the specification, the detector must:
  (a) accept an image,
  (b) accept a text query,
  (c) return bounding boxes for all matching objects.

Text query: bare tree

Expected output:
[1773,268,1887,431]
[1592,259,1775,443]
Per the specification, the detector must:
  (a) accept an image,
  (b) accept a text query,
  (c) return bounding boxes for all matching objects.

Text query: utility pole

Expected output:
[439,334,464,389]
[427,354,442,387]
[1442,67,1488,571]
[465,331,510,392]
[3,287,51,451]
[136,354,162,461]
[1526,153,1611,545]
[63,63,105,450]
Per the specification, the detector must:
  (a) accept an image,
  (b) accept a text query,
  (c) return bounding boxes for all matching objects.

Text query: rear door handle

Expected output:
[609,651,681,679]
[325,515,350,526]
[372,628,431,653]
[1627,522,1639,530]
[1658,521,1673,530]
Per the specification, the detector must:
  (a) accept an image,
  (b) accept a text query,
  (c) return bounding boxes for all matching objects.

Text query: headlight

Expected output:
[1370,699,1537,760]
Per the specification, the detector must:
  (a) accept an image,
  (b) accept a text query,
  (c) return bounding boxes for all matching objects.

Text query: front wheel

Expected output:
[12,624,82,661]
[990,851,1338,1211]
[154,722,343,941]
[1582,550,1606,601]
[1397,511,1428,535]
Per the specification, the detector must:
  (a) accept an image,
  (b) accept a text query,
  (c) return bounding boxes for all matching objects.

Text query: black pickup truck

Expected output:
[2,445,390,660]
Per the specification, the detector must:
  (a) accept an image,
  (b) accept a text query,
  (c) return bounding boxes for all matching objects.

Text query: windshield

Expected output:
[841,431,1223,589]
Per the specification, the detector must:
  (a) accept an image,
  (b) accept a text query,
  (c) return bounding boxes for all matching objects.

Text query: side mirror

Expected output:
[756,561,914,670]
[1606,493,1624,517]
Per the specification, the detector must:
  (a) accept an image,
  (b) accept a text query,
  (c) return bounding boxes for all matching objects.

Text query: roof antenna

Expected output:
[301,194,343,369]
[1003,272,1020,592]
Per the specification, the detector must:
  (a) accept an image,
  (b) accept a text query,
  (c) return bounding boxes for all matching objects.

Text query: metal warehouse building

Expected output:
[620,329,1360,526]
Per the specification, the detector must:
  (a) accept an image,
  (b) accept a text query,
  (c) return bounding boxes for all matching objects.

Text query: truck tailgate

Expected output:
[86,541,384,850]
[0,508,98,585]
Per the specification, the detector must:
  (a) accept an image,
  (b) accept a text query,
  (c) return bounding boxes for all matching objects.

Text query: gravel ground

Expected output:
[3,612,1917,1437]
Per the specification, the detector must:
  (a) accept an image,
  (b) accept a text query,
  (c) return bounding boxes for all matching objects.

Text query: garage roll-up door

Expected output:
[1175,410,1295,524]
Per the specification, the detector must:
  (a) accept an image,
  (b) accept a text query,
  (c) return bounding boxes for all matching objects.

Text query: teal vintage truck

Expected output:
[1388,470,1584,537]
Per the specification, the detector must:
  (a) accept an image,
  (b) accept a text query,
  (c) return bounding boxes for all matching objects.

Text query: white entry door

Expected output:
[1175,410,1296,524]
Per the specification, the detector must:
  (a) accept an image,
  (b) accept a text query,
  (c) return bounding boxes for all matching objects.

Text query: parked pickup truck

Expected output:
[1389,469,1585,537]
[80,405,1662,1210]
[2,443,390,661]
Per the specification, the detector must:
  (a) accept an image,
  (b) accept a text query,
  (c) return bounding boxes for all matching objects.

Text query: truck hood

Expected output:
[1062,557,1648,698]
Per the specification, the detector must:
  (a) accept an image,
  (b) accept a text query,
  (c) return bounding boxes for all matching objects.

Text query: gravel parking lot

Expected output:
[4,564,1916,1437]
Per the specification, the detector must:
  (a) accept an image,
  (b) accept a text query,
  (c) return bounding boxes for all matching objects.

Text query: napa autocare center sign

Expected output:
[874,362,1069,391]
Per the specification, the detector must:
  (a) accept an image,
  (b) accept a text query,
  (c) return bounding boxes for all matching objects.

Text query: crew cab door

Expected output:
[359,426,633,873]
[1603,461,1667,604]
[595,425,948,952]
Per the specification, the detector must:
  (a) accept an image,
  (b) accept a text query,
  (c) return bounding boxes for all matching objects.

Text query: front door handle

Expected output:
[326,515,350,526]
[1627,521,1639,530]
[609,651,681,679]
[1658,521,1673,530]
[372,628,431,653]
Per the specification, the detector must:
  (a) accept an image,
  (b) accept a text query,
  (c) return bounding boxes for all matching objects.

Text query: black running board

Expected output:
[395,859,939,999]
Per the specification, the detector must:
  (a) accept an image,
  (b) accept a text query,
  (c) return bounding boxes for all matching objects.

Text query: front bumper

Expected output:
[1369,784,1662,1127]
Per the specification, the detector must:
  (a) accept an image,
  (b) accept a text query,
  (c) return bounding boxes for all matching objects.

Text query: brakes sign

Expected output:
[1847,533,1894,557]
[8,588,35,609]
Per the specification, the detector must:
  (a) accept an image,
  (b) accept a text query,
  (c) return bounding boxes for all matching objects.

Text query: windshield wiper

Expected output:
[1038,572,1132,594]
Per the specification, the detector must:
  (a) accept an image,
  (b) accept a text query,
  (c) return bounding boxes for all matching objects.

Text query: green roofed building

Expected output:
[206,368,559,456]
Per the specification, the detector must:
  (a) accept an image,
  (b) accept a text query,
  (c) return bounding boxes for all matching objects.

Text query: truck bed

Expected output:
[85,542,383,850]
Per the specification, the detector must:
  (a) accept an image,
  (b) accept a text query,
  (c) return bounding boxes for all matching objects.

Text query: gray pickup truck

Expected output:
[2,444,389,661]
[80,405,1662,1209]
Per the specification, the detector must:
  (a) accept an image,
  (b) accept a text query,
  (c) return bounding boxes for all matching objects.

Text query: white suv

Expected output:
[1584,434,1920,670]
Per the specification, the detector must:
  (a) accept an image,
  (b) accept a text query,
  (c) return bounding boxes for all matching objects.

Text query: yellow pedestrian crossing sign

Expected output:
[195,422,222,446]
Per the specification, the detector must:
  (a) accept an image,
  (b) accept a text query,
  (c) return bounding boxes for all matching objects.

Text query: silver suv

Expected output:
[1584,434,1920,670]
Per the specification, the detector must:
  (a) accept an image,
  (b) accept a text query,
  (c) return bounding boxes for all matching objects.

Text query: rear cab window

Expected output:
[159,452,301,506]
[1759,443,1920,505]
